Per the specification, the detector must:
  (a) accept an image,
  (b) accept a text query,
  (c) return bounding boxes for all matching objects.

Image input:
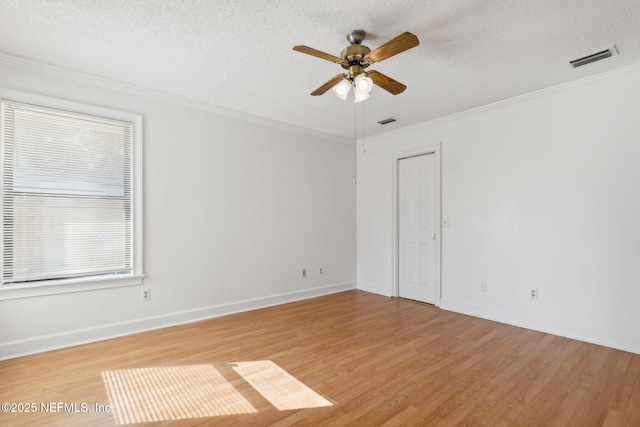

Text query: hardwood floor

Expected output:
[1,290,639,426]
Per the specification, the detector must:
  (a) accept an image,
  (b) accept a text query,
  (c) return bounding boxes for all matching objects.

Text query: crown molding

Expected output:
[361,61,640,145]
[0,52,352,145]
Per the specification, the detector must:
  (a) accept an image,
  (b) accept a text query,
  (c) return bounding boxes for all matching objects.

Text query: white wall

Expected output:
[357,64,640,354]
[0,58,356,359]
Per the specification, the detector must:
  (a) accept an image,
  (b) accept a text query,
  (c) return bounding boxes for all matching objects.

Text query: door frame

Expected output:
[392,144,442,305]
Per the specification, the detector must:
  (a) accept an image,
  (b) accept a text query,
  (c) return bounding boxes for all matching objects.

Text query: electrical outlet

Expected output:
[479,281,487,292]
[142,288,151,301]
[529,288,538,300]
[302,269,307,278]
[318,267,323,276]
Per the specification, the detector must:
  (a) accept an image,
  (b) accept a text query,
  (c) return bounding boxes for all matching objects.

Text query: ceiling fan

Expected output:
[293,30,419,102]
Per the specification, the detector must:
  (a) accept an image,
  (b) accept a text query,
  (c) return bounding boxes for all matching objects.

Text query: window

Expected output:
[0,89,143,298]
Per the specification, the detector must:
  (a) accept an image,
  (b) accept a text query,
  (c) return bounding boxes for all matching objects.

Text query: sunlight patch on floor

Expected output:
[232,360,334,410]
[102,361,333,425]
[102,365,257,425]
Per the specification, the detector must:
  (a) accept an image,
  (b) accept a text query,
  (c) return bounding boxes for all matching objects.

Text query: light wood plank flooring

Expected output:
[1,290,639,426]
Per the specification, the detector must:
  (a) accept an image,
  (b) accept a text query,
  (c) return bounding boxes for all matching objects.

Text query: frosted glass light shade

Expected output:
[354,74,373,95]
[354,92,370,103]
[332,79,351,100]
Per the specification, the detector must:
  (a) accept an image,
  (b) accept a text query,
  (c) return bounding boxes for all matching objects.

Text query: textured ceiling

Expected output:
[1,0,639,139]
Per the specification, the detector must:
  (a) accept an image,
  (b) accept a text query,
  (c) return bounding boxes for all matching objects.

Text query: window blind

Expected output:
[1,100,134,285]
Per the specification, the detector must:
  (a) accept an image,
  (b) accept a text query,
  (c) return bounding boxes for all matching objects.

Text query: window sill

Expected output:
[0,274,146,300]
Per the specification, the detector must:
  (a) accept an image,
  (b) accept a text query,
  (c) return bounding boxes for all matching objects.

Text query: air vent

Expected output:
[377,117,398,125]
[570,46,616,68]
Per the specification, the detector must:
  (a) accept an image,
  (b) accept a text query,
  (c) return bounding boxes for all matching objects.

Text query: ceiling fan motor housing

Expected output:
[340,45,371,63]
[340,45,372,79]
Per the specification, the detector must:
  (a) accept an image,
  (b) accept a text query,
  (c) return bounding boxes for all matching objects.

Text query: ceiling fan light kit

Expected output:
[354,92,370,103]
[332,78,351,100]
[293,30,419,102]
[354,74,374,94]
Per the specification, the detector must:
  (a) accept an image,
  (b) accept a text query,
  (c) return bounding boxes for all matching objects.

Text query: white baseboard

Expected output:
[356,281,392,297]
[440,298,640,355]
[0,282,356,361]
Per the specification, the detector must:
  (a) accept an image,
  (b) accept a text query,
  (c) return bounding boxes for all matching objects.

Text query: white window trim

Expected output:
[0,88,144,300]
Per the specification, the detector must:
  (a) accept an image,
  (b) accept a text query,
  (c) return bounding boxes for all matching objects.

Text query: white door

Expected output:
[398,154,437,303]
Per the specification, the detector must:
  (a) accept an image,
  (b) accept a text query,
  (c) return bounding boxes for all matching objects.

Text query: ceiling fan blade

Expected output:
[293,45,344,64]
[365,32,419,63]
[367,70,407,95]
[310,74,347,96]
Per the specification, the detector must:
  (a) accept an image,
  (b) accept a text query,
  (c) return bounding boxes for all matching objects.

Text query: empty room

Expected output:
[1,1,639,426]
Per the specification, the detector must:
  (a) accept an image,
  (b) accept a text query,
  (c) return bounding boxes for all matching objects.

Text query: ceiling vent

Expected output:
[569,46,617,68]
[377,117,398,125]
